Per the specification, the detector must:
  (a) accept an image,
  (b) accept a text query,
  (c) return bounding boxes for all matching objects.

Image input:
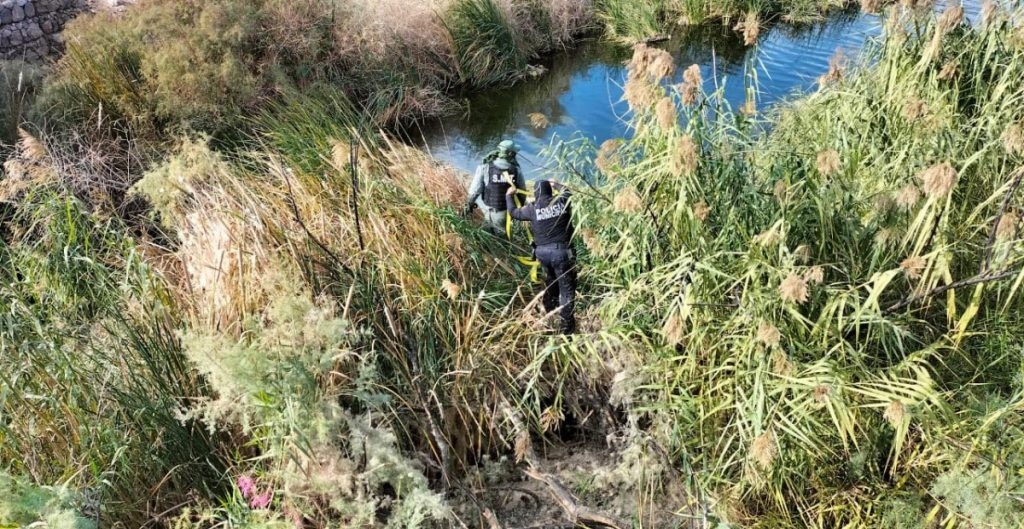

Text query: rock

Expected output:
[0,9,11,23]
[40,20,51,33]
[12,5,24,22]
[17,0,27,7]
[24,2,33,17]
[10,31,22,46]
[26,24,42,40]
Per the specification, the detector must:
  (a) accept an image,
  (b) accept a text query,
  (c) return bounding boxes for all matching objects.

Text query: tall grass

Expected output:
[8,2,1024,528]
[596,0,851,42]
[446,0,530,85]
[0,187,227,525]
[538,3,1024,525]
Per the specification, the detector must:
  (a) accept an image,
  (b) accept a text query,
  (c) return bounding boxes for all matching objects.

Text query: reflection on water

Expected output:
[408,2,979,175]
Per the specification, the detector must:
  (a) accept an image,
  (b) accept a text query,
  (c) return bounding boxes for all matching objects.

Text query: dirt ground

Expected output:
[455,439,703,529]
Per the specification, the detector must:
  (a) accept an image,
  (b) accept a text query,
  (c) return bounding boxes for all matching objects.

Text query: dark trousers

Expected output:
[535,243,577,334]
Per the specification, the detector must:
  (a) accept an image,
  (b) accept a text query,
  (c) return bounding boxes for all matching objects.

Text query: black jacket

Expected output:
[506,183,574,246]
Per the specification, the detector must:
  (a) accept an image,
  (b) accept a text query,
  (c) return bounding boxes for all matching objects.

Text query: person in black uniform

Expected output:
[505,179,577,334]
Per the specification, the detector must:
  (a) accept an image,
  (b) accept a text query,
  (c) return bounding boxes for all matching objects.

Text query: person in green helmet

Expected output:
[464,140,526,234]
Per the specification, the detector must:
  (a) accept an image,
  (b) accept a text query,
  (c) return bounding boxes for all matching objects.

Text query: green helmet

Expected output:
[497,140,518,157]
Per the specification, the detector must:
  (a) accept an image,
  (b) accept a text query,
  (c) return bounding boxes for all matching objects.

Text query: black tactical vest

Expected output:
[484,163,517,210]
[532,195,572,246]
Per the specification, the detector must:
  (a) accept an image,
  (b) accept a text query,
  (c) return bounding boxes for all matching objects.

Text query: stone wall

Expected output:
[0,0,89,63]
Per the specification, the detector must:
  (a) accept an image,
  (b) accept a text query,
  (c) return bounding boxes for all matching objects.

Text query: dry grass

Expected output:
[734,11,761,47]
[918,162,957,198]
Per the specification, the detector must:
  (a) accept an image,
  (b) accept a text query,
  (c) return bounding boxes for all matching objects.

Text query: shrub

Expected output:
[0,473,97,529]
[0,60,44,148]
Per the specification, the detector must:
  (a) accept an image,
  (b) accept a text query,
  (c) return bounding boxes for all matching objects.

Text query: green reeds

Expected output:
[0,191,226,525]
[537,4,1024,525]
[445,0,530,86]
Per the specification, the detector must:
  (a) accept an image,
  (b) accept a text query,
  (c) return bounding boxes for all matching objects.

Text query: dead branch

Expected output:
[885,266,1022,313]
[523,468,626,529]
[500,400,627,529]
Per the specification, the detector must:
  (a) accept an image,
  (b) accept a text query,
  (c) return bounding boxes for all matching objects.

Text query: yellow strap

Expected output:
[515,256,542,283]
[503,171,536,244]
[502,171,542,283]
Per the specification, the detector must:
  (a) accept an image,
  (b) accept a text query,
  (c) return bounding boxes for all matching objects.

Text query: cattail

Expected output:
[647,47,675,81]
[17,128,47,162]
[656,97,677,130]
[875,227,896,247]
[540,406,564,432]
[627,43,654,76]
[937,4,964,33]
[580,228,600,251]
[596,139,621,171]
[903,99,928,122]
[779,273,809,304]
[896,184,921,209]
[1003,124,1024,156]
[937,60,958,81]
[884,401,907,427]
[996,212,1017,240]
[981,0,998,26]
[918,162,958,198]
[624,77,658,110]
[679,64,703,106]
[740,100,757,117]
[672,135,699,175]
[753,228,780,246]
[692,201,710,221]
[813,385,831,403]
[900,255,925,279]
[816,149,841,176]
[773,179,789,202]
[662,312,686,345]
[528,112,550,129]
[875,194,896,215]
[443,232,466,260]
[750,430,778,470]
[735,11,761,46]
[819,51,846,86]
[795,245,812,263]
[684,63,703,86]
[772,350,795,376]
[514,429,532,462]
[804,266,824,285]
[331,139,351,173]
[441,279,462,299]
[756,322,781,348]
[614,187,643,213]
[860,0,882,14]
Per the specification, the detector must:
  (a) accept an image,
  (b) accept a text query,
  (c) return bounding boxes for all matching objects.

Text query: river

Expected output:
[408,1,983,177]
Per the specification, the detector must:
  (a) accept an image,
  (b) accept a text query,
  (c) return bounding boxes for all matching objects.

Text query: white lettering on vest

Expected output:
[535,202,564,221]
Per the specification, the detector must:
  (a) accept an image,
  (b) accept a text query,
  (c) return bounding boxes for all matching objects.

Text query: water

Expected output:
[411,2,981,175]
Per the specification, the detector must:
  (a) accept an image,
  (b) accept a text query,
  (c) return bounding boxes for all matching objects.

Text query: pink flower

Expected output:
[250,490,273,509]
[236,475,256,499]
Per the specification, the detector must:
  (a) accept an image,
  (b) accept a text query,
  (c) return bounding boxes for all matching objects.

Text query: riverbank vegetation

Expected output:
[4,0,1024,528]
[5,0,856,155]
